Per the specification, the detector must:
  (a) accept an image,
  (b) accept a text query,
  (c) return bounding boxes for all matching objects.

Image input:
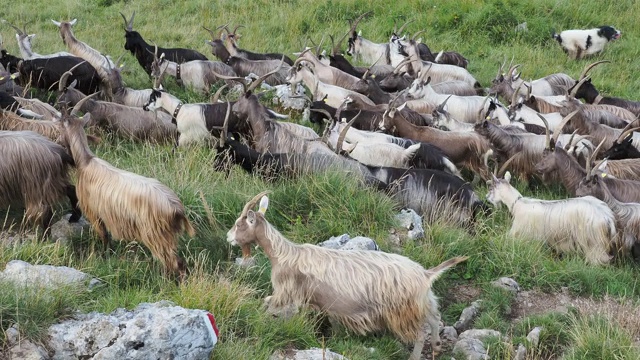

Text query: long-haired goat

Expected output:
[59,107,195,279]
[120,12,207,76]
[0,130,81,236]
[220,25,294,65]
[2,19,73,59]
[228,191,468,359]
[487,164,617,265]
[569,76,640,117]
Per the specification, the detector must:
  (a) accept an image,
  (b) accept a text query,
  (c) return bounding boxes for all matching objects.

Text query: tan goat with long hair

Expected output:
[227,191,468,360]
[59,105,195,279]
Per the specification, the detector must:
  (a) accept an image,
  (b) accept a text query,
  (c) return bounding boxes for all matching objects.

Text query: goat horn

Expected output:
[411,30,425,41]
[310,108,333,121]
[570,76,590,98]
[497,153,518,178]
[348,11,372,38]
[58,60,87,92]
[477,95,491,119]
[392,57,412,74]
[336,110,361,154]
[564,130,578,151]
[330,34,340,56]
[436,95,453,113]
[552,109,579,145]
[2,19,24,36]
[70,91,100,117]
[127,11,136,31]
[507,63,521,78]
[211,84,228,103]
[246,56,285,94]
[586,137,607,178]
[231,25,245,37]
[241,190,272,217]
[510,82,523,107]
[335,97,350,123]
[202,26,216,40]
[362,53,383,79]
[578,60,610,81]
[396,19,414,35]
[617,126,640,143]
[219,101,231,147]
[495,58,506,80]
[537,114,552,150]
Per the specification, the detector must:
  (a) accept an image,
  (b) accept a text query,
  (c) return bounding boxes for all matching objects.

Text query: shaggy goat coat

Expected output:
[227,193,466,358]
[63,116,195,275]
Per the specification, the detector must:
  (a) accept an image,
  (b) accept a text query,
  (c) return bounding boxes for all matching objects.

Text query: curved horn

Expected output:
[210,70,247,92]
[552,109,579,145]
[477,95,490,119]
[495,58,506,80]
[219,101,231,147]
[396,20,414,35]
[58,60,87,92]
[231,25,245,37]
[362,53,383,79]
[436,95,453,112]
[411,30,425,41]
[336,110,361,154]
[330,34,342,56]
[537,113,551,150]
[70,92,100,117]
[348,11,372,38]
[211,84,228,103]
[310,108,333,121]
[2,19,24,36]
[570,76,590,98]
[507,64,521,79]
[246,56,285,93]
[586,137,607,178]
[392,57,413,74]
[617,126,640,143]
[510,82,523,107]
[241,191,272,217]
[497,154,518,177]
[564,130,578,151]
[578,60,610,81]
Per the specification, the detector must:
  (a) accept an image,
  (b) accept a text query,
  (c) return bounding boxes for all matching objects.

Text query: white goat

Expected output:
[227,191,468,360]
[406,77,488,123]
[487,170,617,265]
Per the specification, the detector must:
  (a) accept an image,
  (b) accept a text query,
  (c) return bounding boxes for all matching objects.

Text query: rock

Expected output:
[50,214,91,245]
[526,326,542,347]
[0,260,99,290]
[261,82,307,110]
[5,325,20,344]
[459,329,502,342]
[515,22,528,32]
[491,277,521,293]
[452,337,488,360]
[270,348,348,360]
[318,234,378,251]
[441,326,459,343]
[47,301,218,360]
[235,257,257,267]
[7,340,49,360]
[513,344,526,360]
[454,300,482,333]
[389,209,424,246]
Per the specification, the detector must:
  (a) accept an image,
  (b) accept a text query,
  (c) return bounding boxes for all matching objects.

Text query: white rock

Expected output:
[7,340,49,360]
[47,301,218,360]
[491,277,521,293]
[526,327,543,347]
[513,344,527,360]
[454,300,482,332]
[0,260,98,290]
[318,234,378,251]
[318,234,351,249]
[459,329,502,341]
[50,214,91,245]
[270,348,348,360]
[394,209,425,240]
[452,337,488,360]
[441,326,459,343]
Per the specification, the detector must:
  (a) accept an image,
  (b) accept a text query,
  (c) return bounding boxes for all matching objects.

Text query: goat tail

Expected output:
[176,213,196,237]
[424,256,468,282]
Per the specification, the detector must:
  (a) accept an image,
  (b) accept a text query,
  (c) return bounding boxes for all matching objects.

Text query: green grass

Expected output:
[2,0,640,359]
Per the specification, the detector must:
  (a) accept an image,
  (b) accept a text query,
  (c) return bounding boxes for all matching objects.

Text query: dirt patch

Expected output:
[445,284,482,304]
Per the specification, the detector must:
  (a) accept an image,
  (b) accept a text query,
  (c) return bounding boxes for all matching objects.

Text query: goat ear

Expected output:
[258,196,269,214]
[246,210,256,224]
[81,113,91,126]
[69,79,78,89]
[504,171,512,183]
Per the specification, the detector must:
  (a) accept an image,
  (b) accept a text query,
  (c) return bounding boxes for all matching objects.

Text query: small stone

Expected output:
[454,300,482,333]
[513,344,527,360]
[452,337,488,360]
[270,348,348,360]
[318,234,350,249]
[441,326,458,343]
[8,340,49,360]
[0,260,97,291]
[526,327,543,347]
[339,236,379,251]
[235,257,257,267]
[5,325,20,345]
[491,277,521,293]
[50,214,91,245]
[393,209,425,242]
[458,329,502,341]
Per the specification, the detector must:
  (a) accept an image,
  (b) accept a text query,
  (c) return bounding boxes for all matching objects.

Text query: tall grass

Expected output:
[2,0,640,359]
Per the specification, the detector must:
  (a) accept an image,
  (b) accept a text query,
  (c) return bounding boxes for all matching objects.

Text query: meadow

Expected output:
[2,0,640,358]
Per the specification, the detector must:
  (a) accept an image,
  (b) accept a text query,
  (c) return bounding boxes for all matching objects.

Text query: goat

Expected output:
[120,12,207,76]
[227,191,468,359]
[0,130,81,236]
[569,77,640,117]
[593,158,640,182]
[151,50,237,93]
[602,132,640,160]
[220,25,294,65]
[59,86,176,144]
[2,19,73,59]
[379,105,492,179]
[553,26,621,59]
[488,62,572,99]
[59,105,195,280]
[225,56,291,86]
[0,92,43,119]
[292,52,367,93]
[0,60,23,96]
[143,86,243,146]
[568,108,640,157]
[576,176,640,260]
[1,110,65,144]
[487,166,617,265]
[287,62,375,108]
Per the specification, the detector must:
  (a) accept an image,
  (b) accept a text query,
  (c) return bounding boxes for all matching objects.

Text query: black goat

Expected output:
[120,12,208,76]
[602,134,640,160]
[569,78,640,117]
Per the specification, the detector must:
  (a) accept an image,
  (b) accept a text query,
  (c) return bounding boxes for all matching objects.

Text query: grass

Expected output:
[2,0,640,358]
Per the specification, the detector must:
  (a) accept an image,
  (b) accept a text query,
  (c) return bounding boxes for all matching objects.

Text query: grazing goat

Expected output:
[553,26,621,59]
[120,12,207,75]
[569,77,640,117]
[227,191,468,359]
[220,25,294,65]
[1,110,65,145]
[0,130,81,236]
[487,166,617,265]
[59,106,195,280]
[593,158,640,182]
[574,146,640,203]
[489,62,572,99]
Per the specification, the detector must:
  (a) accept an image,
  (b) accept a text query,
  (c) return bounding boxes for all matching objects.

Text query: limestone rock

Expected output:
[454,300,482,333]
[50,214,91,245]
[47,301,218,360]
[270,348,347,360]
[318,234,378,251]
[491,277,521,294]
[0,260,99,290]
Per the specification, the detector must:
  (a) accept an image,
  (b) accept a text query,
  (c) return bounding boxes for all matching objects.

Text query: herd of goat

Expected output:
[1,10,639,359]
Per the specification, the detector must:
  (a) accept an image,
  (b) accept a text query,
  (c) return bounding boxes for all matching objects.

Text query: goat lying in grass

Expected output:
[487,162,617,265]
[227,191,468,360]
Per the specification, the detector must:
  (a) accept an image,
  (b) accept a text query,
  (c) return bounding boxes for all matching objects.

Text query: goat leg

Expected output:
[66,185,82,222]
[40,206,54,239]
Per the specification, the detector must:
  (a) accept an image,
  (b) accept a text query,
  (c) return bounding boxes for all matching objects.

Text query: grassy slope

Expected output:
[2,0,640,359]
